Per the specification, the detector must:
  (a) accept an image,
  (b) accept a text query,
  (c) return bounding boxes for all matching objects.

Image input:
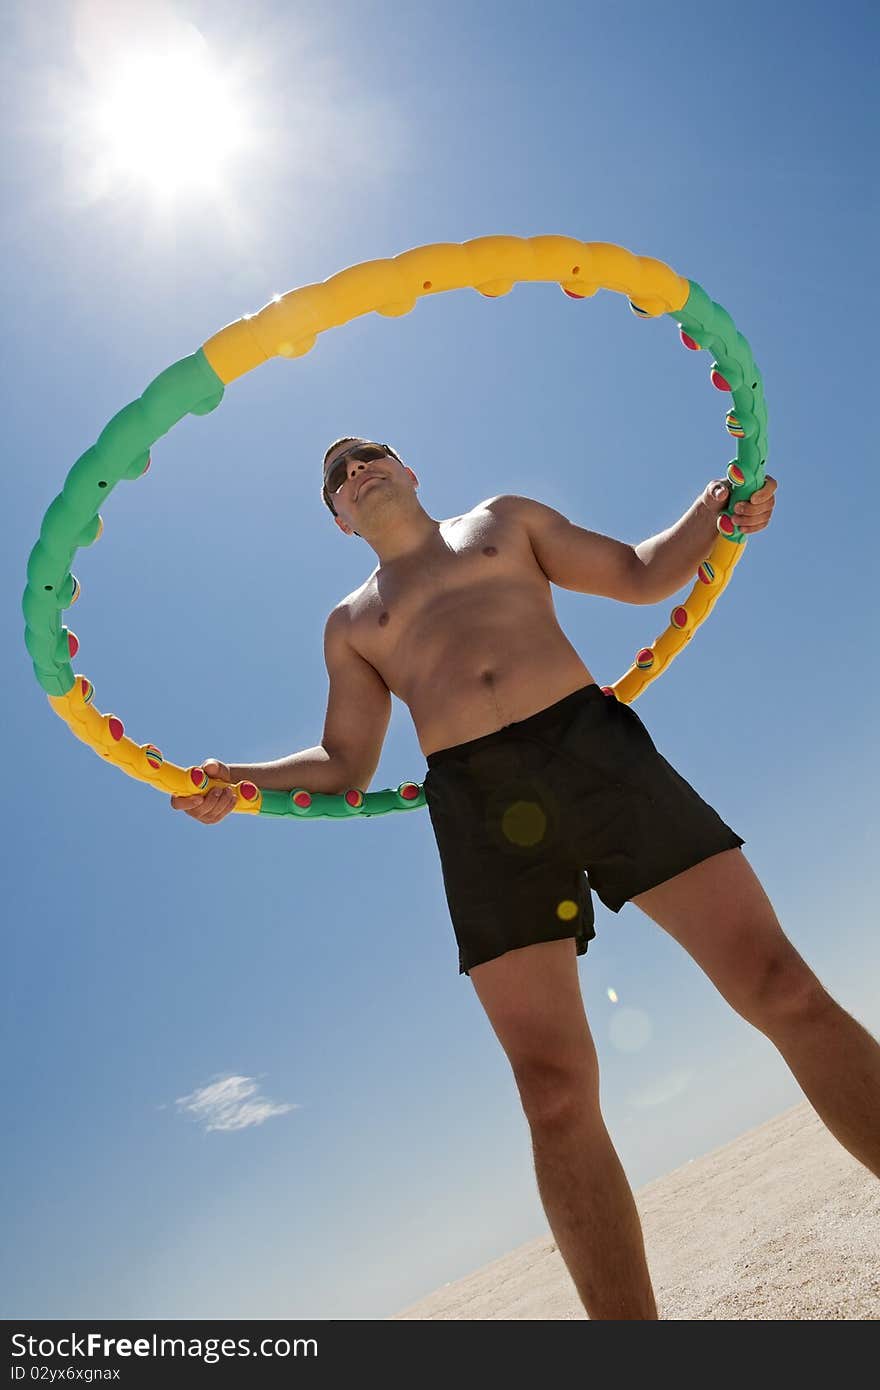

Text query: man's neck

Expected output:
[369,508,445,566]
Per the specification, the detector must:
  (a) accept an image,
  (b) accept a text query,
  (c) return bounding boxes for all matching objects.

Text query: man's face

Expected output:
[323,441,416,532]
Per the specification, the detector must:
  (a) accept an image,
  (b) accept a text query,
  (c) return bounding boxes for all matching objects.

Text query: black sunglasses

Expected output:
[323,442,401,498]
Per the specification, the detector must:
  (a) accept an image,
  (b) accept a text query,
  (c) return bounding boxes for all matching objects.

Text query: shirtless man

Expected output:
[172,438,880,1320]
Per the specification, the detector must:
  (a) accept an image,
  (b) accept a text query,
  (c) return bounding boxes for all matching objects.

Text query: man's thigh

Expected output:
[630,847,819,1020]
[468,938,601,1112]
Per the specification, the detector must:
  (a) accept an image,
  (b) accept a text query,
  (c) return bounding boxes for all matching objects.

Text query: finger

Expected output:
[204,759,231,783]
[174,790,218,816]
[748,476,777,502]
[199,787,237,822]
[172,785,235,815]
[735,496,775,518]
[736,512,773,532]
[197,786,228,812]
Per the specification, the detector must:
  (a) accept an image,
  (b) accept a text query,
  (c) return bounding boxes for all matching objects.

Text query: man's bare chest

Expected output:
[346,508,546,660]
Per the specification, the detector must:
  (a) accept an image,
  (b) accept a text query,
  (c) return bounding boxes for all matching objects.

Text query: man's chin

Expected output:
[358,480,385,500]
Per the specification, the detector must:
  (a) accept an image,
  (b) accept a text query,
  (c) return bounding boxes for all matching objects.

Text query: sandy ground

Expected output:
[390,1100,880,1319]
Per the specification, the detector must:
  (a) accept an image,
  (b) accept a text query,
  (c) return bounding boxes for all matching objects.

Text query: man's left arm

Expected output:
[483,479,777,604]
[633,474,778,602]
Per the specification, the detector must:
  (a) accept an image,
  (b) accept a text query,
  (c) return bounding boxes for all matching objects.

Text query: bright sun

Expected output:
[84,42,252,198]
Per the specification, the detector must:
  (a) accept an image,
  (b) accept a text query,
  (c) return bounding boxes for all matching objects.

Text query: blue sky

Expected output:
[3,0,877,1320]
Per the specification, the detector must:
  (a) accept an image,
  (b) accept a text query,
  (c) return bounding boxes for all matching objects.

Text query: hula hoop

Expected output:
[23,236,767,821]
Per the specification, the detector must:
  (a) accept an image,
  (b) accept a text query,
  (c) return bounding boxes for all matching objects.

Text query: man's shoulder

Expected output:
[327,569,380,624]
[476,492,542,516]
[324,595,359,631]
[474,494,549,539]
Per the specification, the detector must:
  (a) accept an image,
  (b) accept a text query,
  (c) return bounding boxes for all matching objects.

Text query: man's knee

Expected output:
[739,952,831,1031]
[512,1054,602,1128]
[467,939,604,1124]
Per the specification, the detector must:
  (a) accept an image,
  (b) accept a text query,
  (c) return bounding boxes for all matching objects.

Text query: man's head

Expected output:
[320,437,420,540]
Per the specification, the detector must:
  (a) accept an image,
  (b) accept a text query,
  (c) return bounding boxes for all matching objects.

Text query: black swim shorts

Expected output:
[423,682,745,977]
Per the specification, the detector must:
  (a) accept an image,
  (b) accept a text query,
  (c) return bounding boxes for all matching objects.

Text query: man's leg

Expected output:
[469,938,658,1319]
[631,847,880,1179]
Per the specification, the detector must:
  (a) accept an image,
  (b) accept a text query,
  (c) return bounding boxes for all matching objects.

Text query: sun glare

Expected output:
[84,40,252,198]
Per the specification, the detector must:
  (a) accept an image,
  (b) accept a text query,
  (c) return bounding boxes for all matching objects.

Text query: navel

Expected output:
[482,545,498,557]
[378,611,390,627]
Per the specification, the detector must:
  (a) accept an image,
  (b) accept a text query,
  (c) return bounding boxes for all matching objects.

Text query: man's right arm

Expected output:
[225,745,352,795]
[231,608,392,792]
[317,604,392,791]
[171,606,392,822]
[226,608,392,795]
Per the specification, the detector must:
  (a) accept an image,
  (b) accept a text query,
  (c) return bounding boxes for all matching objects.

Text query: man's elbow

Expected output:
[628,553,667,606]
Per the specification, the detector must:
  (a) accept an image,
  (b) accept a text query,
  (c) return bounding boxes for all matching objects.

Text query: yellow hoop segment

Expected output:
[202,237,690,383]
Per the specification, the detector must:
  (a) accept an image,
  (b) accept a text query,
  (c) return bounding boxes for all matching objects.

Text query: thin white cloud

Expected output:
[175,1074,298,1133]
[628,1066,696,1110]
